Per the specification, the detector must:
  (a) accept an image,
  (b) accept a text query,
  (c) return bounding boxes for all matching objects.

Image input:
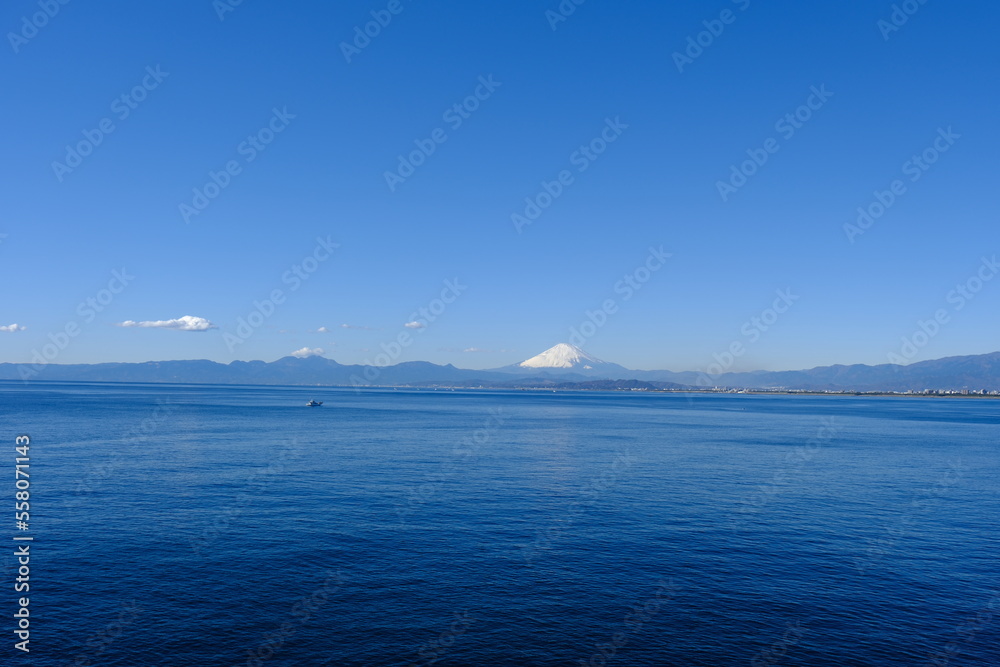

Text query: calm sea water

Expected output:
[2,381,997,666]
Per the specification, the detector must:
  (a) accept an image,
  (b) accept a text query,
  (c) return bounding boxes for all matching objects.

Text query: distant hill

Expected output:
[650,352,1000,392]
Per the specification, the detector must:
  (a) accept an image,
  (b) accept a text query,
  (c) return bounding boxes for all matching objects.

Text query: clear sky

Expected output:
[2,0,998,372]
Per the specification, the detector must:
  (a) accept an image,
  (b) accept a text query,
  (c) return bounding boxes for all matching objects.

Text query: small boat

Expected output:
[306,400,323,407]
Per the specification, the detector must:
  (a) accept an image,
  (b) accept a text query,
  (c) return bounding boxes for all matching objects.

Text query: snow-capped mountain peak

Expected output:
[518,343,606,369]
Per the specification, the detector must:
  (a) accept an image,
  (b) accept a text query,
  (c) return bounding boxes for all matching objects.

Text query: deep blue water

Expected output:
[1,381,998,666]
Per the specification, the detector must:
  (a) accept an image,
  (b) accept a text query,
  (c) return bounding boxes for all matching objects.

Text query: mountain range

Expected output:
[2,343,999,392]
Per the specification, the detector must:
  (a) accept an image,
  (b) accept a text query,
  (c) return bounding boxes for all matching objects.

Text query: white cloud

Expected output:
[317,326,330,333]
[0,323,25,333]
[404,321,426,329]
[118,316,217,331]
[291,347,325,358]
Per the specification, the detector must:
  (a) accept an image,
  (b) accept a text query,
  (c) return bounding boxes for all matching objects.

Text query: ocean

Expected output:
[2,381,997,666]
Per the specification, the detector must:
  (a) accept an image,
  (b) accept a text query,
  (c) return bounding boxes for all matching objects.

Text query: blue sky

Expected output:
[2,0,998,372]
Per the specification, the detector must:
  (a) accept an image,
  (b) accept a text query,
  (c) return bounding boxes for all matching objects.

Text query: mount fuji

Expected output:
[493,343,631,377]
